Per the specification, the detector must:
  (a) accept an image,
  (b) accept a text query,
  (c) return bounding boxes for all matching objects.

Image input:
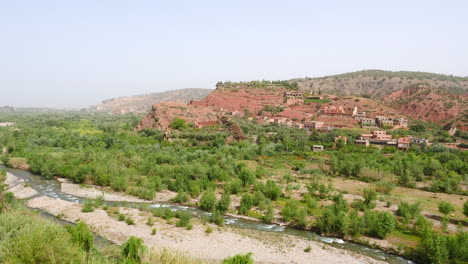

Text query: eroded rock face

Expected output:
[384,84,467,129]
[136,102,219,131]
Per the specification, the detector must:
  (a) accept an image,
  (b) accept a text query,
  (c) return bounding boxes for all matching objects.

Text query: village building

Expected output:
[355,138,370,147]
[292,123,304,129]
[0,122,15,127]
[376,116,394,127]
[393,118,408,127]
[372,130,392,141]
[312,145,324,152]
[284,91,303,98]
[360,133,373,140]
[303,121,316,130]
[397,137,411,151]
[411,137,429,146]
[360,118,377,126]
[353,112,367,120]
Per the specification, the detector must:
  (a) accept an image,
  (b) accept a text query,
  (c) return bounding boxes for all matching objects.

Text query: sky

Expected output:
[0,0,467,108]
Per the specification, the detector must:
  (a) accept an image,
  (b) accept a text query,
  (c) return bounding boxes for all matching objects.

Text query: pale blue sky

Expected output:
[1,0,467,108]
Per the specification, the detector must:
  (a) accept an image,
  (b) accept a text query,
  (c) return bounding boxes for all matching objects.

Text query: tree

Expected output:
[363,188,377,208]
[200,190,217,212]
[375,211,396,239]
[217,191,231,213]
[415,232,449,264]
[239,193,255,215]
[264,180,281,200]
[170,118,187,130]
[439,201,455,216]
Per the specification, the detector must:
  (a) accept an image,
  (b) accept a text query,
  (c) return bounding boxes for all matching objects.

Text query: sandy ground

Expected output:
[58,178,178,203]
[5,173,384,264]
[26,196,383,264]
[5,173,38,199]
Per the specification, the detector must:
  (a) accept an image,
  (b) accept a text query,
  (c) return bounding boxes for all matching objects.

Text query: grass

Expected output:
[304,99,332,103]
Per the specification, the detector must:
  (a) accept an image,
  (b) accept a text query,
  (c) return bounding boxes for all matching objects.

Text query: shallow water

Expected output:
[2,165,416,264]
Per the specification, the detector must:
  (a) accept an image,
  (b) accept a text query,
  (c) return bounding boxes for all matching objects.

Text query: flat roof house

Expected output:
[312,145,324,152]
[397,137,411,151]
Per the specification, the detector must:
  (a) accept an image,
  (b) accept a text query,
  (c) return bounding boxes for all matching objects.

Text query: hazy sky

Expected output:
[1,0,467,108]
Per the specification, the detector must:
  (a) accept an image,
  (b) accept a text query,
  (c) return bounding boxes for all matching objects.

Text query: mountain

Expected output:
[295,70,468,98]
[88,88,213,114]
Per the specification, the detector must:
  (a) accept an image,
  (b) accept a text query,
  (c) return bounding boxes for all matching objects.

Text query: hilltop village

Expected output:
[135,82,436,151]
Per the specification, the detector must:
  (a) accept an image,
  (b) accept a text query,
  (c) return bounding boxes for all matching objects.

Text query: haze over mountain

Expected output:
[87,88,212,114]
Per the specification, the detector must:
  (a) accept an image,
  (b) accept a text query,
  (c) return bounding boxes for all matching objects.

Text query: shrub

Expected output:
[1,210,83,264]
[126,217,135,225]
[175,211,192,228]
[82,199,95,213]
[217,191,231,213]
[205,226,213,234]
[209,210,224,226]
[263,180,281,200]
[396,201,422,221]
[222,253,254,264]
[122,236,146,263]
[374,180,395,194]
[65,222,94,253]
[281,200,299,222]
[363,188,377,208]
[200,190,217,212]
[438,201,455,215]
[172,191,189,203]
[415,232,449,264]
[170,118,187,130]
[239,194,255,215]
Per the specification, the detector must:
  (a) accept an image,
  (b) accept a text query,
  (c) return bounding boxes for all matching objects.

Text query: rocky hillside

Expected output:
[383,84,468,129]
[295,70,468,129]
[296,70,468,98]
[88,88,212,114]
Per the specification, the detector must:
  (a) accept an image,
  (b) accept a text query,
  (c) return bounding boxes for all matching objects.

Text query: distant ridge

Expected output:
[295,70,468,97]
[88,88,213,114]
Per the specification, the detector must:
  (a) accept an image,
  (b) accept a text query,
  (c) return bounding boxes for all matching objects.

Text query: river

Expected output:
[1,165,415,264]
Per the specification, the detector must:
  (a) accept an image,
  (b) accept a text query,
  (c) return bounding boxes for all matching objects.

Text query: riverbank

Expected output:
[5,172,385,264]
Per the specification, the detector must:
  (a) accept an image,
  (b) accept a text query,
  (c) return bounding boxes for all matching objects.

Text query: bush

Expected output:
[217,191,231,213]
[175,211,192,228]
[438,201,455,215]
[122,236,146,262]
[65,222,94,253]
[222,253,254,264]
[239,193,255,215]
[209,210,224,226]
[363,188,377,208]
[415,232,449,264]
[82,199,95,213]
[200,190,217,212]
[0,210,83,264]
[263,180,281,200]
[126,217,135,225]
[396,201,422,223]
[170,118,187,130]
[172,191,189,203]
